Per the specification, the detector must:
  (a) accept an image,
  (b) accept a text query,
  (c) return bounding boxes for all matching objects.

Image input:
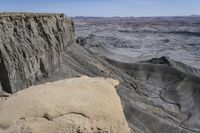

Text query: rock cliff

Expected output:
[0,13,75,93]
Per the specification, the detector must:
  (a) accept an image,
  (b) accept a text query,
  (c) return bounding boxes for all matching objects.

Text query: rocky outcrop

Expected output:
[0,76,130,133]
[0,13,75,93]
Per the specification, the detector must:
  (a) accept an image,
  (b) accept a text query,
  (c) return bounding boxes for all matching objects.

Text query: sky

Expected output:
[0,0,199,17]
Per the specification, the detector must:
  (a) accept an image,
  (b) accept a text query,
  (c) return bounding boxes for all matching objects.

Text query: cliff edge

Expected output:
[0,13,75,93]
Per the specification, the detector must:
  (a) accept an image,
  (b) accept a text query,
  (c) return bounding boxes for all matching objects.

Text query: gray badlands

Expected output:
[0,13,200,133]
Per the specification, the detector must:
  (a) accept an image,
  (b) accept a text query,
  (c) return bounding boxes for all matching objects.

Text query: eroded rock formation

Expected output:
[0,13,75,93]
[1,13,200,133]
[75,30,200,132]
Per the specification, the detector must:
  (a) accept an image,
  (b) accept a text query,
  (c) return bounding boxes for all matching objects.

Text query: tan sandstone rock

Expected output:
[0,76,130,133]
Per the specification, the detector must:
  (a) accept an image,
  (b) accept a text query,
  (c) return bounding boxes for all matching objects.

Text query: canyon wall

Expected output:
[0,13,75,93]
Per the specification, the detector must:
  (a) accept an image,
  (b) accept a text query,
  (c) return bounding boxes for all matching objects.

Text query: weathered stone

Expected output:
[0,13,75,93]
[0,76,130,133]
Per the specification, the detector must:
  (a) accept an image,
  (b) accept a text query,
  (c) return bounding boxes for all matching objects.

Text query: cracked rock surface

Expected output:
[0,76,130,133]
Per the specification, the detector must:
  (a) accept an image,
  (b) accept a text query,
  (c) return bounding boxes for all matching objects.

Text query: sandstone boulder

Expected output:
[0,76,130,133]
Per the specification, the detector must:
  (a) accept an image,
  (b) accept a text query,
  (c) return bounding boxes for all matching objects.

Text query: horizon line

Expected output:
[0,11,199,18]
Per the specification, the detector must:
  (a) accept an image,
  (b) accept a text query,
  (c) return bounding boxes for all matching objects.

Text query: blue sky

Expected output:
[0,0,199,17]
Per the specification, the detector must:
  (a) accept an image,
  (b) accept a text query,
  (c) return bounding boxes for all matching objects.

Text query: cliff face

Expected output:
[0,13,75,93]
[0,13,132,133]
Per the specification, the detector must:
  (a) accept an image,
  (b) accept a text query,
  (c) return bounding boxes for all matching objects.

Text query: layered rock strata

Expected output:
[0,13,75,93]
